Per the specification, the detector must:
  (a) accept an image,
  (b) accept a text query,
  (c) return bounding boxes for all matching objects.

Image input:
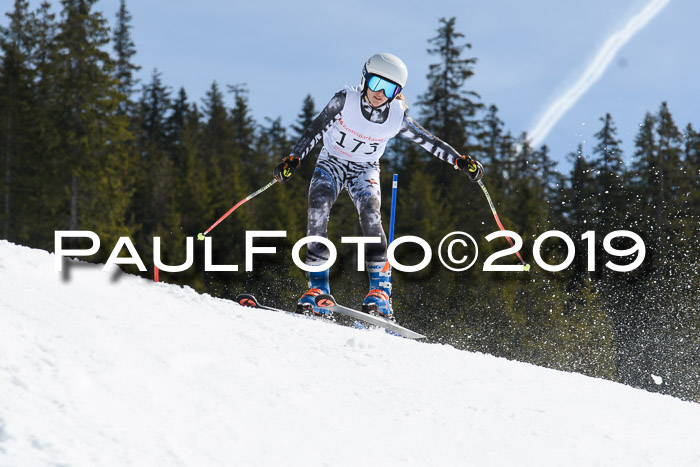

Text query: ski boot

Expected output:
[297,267,334,319]
[362,261,394,320]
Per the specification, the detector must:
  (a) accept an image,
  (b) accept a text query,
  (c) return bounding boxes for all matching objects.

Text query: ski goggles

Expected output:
[366,74,402,99]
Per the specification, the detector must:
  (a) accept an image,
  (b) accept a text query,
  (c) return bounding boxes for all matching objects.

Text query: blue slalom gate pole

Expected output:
[389,174,398,244]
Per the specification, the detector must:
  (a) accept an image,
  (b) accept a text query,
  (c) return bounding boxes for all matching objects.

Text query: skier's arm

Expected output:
[398,114,484,181]
[290,90,346,161]
[398,114,462,165]
[274,91,345,183]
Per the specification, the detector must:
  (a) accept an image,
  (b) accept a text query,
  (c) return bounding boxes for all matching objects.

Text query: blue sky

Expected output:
[8,0,699,172]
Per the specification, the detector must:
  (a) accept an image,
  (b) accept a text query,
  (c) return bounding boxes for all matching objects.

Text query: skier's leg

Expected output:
[305,160,341,265]
[348,164,393,318]
[298,156,343,316]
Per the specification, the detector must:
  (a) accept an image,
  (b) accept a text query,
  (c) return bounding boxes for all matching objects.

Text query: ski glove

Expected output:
[455,155,484,182]
[273,155,301,183]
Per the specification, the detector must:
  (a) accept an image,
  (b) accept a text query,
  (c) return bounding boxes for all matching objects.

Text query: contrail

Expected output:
[528,0,671,148]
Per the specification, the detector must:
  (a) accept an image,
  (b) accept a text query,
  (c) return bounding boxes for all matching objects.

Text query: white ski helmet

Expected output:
[361,53,408,93]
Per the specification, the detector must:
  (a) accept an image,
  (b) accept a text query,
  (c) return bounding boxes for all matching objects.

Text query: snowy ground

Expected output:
[1,240,699,466]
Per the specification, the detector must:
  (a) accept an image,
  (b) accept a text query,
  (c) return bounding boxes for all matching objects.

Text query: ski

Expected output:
[234,293,326,323]
[235,294,398,335]
[235,293,290,313]
[314,294,425,340]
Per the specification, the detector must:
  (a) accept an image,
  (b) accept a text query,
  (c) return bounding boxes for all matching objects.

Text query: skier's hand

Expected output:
[455,155,484,182]
[273,155,300,183]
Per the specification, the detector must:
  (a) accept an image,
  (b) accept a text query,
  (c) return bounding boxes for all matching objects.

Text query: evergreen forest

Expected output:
[2,1,699,401]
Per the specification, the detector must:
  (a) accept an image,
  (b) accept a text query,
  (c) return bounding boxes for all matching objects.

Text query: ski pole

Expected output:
[197,178,278,240]
[389,174,398,244]
[477,179,531,270]
[386,174,398,305]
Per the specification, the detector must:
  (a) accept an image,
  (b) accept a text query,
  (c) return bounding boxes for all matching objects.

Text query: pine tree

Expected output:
[131,68,172,232]
[480,105,504,168]
[630,103,685,265]
[684,124,700,172]
[18,2,60,247]
[162,90,213,290]
[534,144,563,210]
[411,17,488,269]
[139,69,171,147]
[614,104,689,390]
[112,0,139,115]
[592,114,626,227]
[0,0,35,241]
[655,102,685,244]
[290,94,319,182]
[51,0,133,250]
[566,145,597,232]
[563,145,597,310]
[629,112,658,256]
[291,94,316,138]
[200,80,231,211]
[226,83,261,228]
[199,81,246,297]
[167,86,188,166]
[418,16,483,154]
[588,114,628,275]
[473,104,509,200]
[168,88,211,235]
[129,69,186,275]
[228,83,257,175]
[683,124,700,237]
[505,133,550,239]
[257,116,294,233]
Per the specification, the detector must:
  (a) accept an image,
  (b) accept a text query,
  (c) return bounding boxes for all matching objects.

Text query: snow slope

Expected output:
[1,240,699,467]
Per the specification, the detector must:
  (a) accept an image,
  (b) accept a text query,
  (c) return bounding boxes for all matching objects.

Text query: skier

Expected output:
[273,52,484,319]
